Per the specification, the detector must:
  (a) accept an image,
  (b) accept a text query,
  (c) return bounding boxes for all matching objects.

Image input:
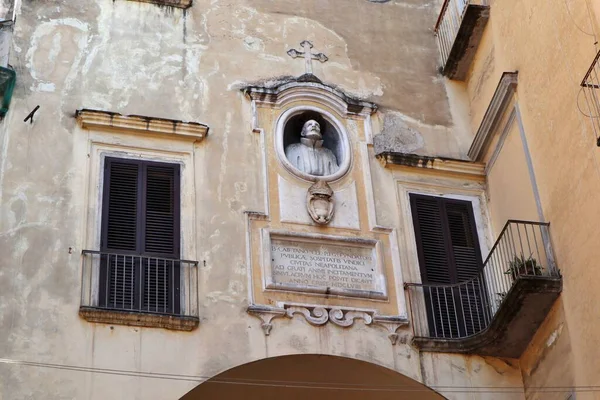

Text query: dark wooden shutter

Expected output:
[100,158,180,314]
[142,164,180,313]
[143,165,179,256]
[410,196,452,285]
[103,161,139,252]
[410,194,486,337]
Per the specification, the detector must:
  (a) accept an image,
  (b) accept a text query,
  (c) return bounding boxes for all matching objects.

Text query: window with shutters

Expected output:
[410,194,486,338]
[99,157,181,314]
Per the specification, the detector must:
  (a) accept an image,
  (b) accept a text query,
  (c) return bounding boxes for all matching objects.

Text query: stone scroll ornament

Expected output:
[247,304,408,345]
[306,180,334,225]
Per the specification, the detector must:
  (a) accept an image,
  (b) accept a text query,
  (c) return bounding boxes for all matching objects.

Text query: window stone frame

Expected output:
[75,110,206,330]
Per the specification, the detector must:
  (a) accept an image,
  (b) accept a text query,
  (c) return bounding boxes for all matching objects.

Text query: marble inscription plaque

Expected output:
[269,238,385,298]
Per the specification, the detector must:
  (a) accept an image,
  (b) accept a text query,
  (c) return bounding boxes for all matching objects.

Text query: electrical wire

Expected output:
[564,0,595,37]
[0,357,598,393]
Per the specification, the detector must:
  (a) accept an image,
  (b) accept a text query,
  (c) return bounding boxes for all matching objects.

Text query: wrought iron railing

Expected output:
[405,221,559,340]
[81,250,199,318]
[434,0,487,68]
[581,50,600,145]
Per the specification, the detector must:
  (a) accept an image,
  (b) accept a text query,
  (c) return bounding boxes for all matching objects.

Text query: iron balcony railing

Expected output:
[81,250,199,318]
[434,0,487,68]
[405,221,559,340]
[581,50,600,146]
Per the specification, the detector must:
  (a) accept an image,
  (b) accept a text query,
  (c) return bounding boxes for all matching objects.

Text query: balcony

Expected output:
[79,250,200,331]
[581,50,600,146]
[405,221,562,357]
[435,0,490,80]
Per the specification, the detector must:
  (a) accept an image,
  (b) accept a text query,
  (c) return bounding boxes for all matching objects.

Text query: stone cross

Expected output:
[287,40,329,74]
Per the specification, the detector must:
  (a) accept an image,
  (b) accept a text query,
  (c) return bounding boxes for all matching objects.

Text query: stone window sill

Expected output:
[79,306,199,331]
[128,0,192,9]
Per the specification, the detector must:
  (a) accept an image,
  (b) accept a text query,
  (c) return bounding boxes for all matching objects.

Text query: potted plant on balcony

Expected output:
[505,254,542,280]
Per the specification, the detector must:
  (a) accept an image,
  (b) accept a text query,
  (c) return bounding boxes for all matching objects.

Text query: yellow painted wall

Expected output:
[465,0,600,396]
[485,118,539,237]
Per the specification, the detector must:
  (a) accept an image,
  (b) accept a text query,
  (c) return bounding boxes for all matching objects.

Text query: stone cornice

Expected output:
[243,74,378,117]
[468,72,518,161]
[75,109,209,142]
[130,0,192,9]
[377,152,486,178]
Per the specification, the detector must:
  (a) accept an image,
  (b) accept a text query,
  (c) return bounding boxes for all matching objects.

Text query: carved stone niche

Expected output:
[278,108,351,182]
[242,76,409,345]
[244,75,376,184]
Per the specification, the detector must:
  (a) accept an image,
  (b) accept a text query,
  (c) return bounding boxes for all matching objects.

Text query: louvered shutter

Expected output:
[100,158,180,314]
[410,194,486,338]
[445,200,487,334]
[141,164,180,313]
[100,160,141,310]
[103,161,139,252]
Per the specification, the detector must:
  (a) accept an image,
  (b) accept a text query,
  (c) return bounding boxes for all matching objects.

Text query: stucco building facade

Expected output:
[0,0,598,398]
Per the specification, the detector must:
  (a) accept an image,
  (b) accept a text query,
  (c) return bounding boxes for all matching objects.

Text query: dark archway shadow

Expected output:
[179,354,447,400]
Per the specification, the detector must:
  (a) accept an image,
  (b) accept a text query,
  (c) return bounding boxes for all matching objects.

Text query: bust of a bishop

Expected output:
[285,120,339,176]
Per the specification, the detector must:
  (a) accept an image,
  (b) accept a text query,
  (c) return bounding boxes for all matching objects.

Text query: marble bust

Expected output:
[285,120,339,176]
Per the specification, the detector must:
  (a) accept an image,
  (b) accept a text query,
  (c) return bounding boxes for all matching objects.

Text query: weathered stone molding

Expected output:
[126,0,192,9]
[75,109,209,142]
[468,72,518,161]
[247,303,408,344]
[79,307,199,331]
[377,152,486,178]
[243,74,377,118]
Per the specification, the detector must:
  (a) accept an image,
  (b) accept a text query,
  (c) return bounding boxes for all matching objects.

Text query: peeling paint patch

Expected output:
[36,82,55,92]
[546,323,563,347]
[243,36,264,52]
[373,111,425,155]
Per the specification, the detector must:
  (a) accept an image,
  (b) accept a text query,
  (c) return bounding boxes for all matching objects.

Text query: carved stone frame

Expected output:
[275,105,352,182]
[260,229,388,300]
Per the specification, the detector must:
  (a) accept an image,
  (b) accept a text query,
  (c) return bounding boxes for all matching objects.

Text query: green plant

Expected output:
[505,254,542,279]
[495,291,507,307]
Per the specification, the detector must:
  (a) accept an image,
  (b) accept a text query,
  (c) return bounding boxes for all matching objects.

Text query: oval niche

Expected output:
[275,106,351,182]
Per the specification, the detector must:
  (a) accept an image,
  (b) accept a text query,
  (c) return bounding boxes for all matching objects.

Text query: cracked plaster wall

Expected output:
[0,0,511,399]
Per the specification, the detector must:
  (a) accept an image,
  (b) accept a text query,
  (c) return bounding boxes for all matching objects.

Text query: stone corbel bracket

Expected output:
[247,303,408,345]
[247,304,286,336]
[75,109,209,142]
[376,152,486,179]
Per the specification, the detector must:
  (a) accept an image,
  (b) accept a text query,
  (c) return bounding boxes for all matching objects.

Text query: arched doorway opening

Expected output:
[180,354,446,400]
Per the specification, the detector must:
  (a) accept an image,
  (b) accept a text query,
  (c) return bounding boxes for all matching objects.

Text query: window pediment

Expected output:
[126,0,192,9]
[243,74,377,118]
[76,109,209,142]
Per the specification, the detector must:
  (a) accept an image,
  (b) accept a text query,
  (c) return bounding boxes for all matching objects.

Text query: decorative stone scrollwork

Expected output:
[286,306,329,325]
[248,303,408,344]
[328,308,374,327]
[372,315,410,345]
[285,306,373,327]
